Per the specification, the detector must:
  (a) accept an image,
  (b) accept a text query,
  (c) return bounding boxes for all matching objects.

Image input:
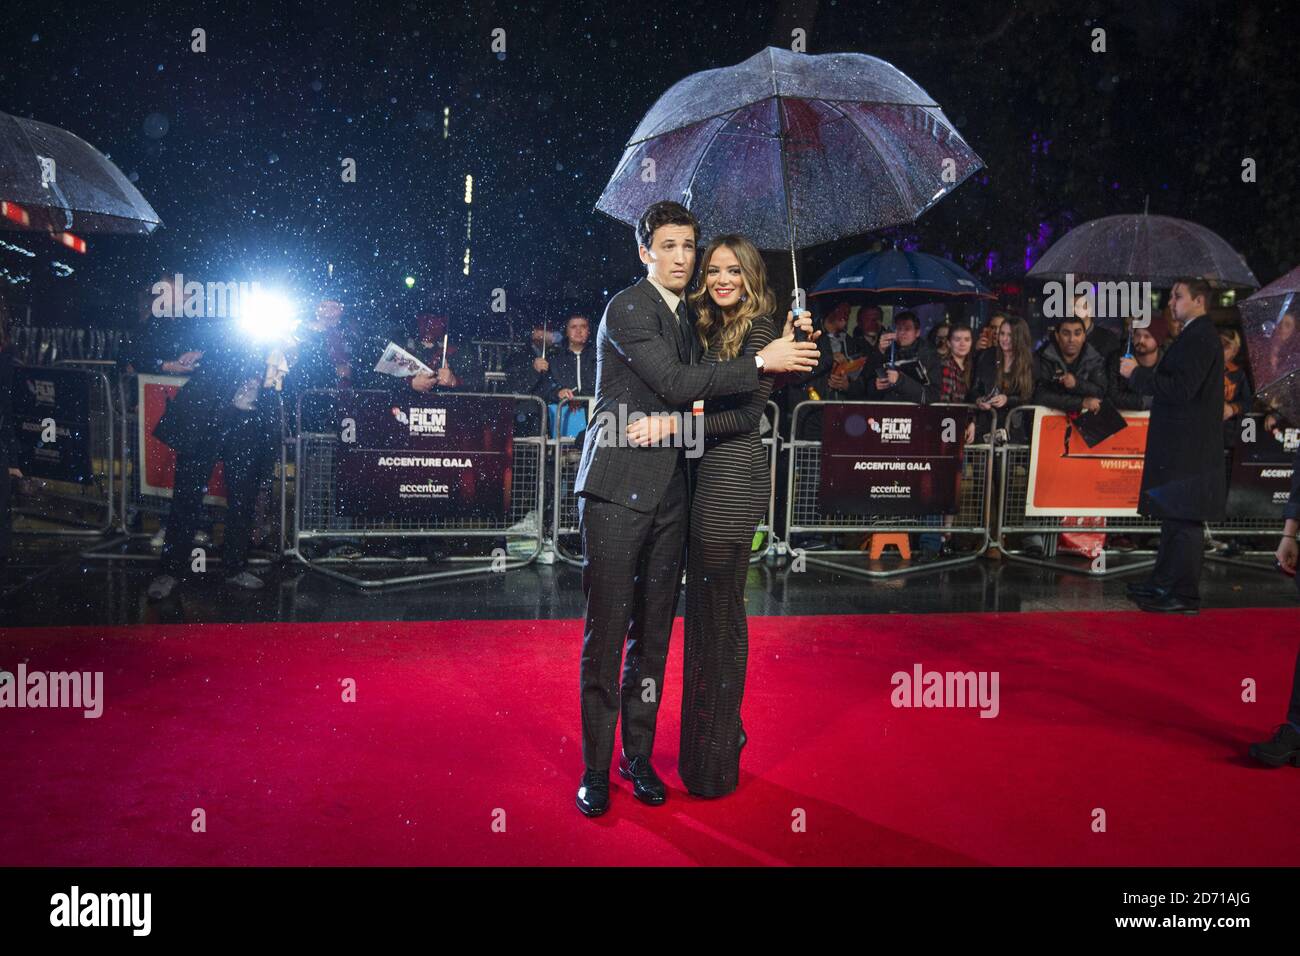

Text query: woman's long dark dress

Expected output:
[679,314,776,798]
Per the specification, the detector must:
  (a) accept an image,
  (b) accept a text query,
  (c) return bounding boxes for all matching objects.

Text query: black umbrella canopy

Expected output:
[0,110,162,235]
[596,47,984,251]
[1026,213,1257,289]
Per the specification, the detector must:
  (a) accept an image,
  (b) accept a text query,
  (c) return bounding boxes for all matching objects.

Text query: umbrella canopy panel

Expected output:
[1239,291,1298,396]
[1026,213,1257,289]
[596,47,983,250]
[810,248,994,301]
[0,111,162,235]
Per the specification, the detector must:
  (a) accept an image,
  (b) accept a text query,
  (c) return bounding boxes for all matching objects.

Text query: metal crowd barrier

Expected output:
[995,405,1157,576]
[784,399,993,578]
[289,389,546,588]
[1205,413,1292,572]
[82,370,287,566]
[551,396,593,567]
[10,360,117,537]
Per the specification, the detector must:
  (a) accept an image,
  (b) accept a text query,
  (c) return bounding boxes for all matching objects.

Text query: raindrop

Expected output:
[268,152,279,164]
[311,79,323,92]
[31,33,40,42]
[142,112,170,138]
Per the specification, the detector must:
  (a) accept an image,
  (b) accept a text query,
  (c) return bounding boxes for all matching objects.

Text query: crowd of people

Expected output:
[0,268,1295,596]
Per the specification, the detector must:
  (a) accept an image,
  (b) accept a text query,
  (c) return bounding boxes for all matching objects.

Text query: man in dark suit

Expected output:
[1120,278,1225,613]
[572,200,817,816]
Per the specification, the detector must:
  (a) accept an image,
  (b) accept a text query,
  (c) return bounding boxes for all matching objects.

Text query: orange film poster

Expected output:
[136,374,228,504]
[1024,408,1149,516]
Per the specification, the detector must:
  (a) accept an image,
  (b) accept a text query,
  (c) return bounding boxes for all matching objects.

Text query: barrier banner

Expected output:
[1025,408,1148,516]
[137,374,228,504]
[335,393,513,520]
[819,403,970,515]
[1226,426,1298,518]
[11,366,94,483]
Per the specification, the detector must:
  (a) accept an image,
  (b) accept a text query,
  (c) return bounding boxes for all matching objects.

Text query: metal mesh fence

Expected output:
[11,362,116,536]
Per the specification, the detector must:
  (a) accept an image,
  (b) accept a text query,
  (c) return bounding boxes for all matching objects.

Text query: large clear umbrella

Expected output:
[1026,212,1258,290]
[595,46,983,292]
[1240,264,1300,423]
[0,110,162,235]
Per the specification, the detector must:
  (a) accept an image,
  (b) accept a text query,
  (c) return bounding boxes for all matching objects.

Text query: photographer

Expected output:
[146,325,288,599]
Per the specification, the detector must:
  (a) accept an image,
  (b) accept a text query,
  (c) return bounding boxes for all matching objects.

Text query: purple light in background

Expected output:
[1024,220,1053,273]
[984,250,999,274]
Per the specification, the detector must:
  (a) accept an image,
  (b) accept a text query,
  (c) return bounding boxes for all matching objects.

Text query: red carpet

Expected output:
[1,609,1298,866]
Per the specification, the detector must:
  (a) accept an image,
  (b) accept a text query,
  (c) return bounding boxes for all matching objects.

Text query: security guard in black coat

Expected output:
[1120,279,1225,612]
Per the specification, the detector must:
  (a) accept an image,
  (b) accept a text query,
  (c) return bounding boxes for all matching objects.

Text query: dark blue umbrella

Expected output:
[595,47,983,290]
[809,248,995,305]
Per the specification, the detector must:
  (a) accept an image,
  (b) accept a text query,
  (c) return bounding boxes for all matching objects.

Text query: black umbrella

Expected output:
[596,47,983,292]
[0,110,161,235]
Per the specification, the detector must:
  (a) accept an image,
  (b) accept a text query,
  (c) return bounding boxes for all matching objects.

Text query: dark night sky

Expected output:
[2,0,1298,337]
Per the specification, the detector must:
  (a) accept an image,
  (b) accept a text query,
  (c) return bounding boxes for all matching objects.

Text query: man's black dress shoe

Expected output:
[618,752,666,805]
[1249,724,1300,767]
[1126,581,1166,600]
[1137,593,1199,614]
[576,770,609,817]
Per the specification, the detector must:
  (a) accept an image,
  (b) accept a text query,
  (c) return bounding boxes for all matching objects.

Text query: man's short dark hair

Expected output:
[636,201,699,250]
[1057,315,1086,332]
[894,311,920,330]
[1173,277,1212,306]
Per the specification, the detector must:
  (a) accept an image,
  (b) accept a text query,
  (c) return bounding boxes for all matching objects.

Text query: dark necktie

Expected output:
[675,300,689,357]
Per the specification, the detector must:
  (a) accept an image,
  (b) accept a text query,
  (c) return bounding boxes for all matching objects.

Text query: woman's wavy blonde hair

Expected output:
[688,234,775,361]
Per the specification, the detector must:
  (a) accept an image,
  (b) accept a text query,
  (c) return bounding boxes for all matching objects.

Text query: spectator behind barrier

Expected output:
[867,311,942,404]
[1033,314,1107,414]
[1107,323,1162,411]
[126,273,211,377]
[972,316,1035,441]
[1221,327,1254,448]
[1072,288,1123,360]
[405,313,484,395]
[546,314,596,404]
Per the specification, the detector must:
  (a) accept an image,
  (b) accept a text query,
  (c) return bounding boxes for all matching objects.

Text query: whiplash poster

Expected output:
[1024,408,1149,517]
[1226,425,1297,519]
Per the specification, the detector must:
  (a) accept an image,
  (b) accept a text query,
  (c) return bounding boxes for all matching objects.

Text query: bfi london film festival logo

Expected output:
[867,416,912,443]
[391,405,447,436]
[1042,272,1153,327]
[151,272,263,319]
[892,664,1000,718]
[0,664,104,718]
